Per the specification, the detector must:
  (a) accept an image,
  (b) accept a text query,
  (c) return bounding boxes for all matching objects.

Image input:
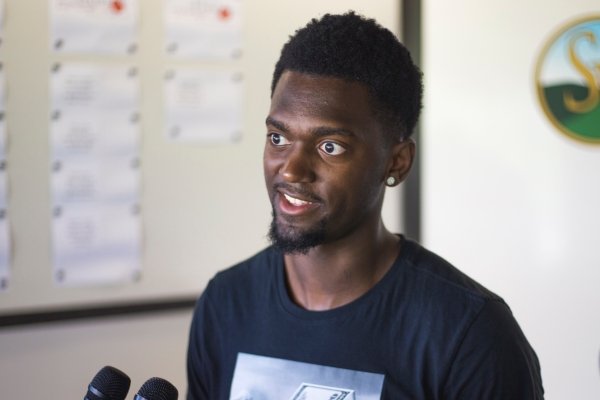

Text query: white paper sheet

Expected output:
[0,0,5,50]
[164,0,242,60]
[0,63,8,292]
[164,68,243,142]
[52,203,141,286]
[51,111,139,159]
[51,63,139,112]
[52,158,139,204]
[50,0,139,55]
[50,62,141,286]
[0,63,5,155]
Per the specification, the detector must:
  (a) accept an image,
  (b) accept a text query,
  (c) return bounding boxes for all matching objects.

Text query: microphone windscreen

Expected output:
[134,377,178,400]
[86,365,131,400]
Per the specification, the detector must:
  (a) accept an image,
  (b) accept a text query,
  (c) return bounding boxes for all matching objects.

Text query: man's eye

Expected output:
[319,141,346,155]
[269,133,290,146]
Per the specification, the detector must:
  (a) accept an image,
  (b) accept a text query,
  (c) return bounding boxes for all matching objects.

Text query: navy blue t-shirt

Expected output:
[187,238,544,399]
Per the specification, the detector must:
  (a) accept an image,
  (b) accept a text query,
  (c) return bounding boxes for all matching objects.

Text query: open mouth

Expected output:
[277,191,320,216]
[283,193,313,206]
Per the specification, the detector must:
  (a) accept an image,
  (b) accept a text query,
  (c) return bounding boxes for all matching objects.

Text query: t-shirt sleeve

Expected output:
[186,290,217,400]
[443,299,544,399]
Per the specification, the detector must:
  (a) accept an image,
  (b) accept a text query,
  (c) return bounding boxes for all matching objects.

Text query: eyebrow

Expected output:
[265,116,356,138]
[265,117,288,132]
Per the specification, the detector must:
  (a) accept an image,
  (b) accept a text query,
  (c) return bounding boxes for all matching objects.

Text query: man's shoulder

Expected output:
[396,240,545,398]
[391,238,512,341]
[401,238,503,304]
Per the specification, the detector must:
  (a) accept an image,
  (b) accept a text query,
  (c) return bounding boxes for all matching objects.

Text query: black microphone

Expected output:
[85,365,131,400]
[133,377,178,400]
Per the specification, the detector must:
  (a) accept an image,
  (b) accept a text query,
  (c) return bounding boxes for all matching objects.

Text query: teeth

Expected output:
[284,193,311,206]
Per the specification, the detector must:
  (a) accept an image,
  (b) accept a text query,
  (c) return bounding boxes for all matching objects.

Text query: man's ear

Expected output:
[385,138,415,186]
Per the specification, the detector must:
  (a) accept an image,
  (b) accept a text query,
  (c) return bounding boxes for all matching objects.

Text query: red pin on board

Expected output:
[111,0,124,13]
[218,7,231,21]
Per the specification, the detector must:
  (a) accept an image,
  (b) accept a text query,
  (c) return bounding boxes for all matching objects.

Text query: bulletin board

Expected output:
[0,0,407,326]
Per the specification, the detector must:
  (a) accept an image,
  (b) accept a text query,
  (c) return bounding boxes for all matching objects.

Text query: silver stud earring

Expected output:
[386,176,397,186]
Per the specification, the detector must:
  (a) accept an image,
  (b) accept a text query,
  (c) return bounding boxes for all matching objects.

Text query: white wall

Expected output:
[0,1,403,398]
[422,1,600,399]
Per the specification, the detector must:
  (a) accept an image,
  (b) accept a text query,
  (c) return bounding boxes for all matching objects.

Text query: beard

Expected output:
[268,209,327,255]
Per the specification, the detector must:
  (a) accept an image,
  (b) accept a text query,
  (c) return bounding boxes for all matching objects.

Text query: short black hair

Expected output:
[271,11,423,140]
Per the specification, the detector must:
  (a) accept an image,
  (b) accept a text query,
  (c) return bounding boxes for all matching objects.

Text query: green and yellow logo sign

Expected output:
[535,16,600,144]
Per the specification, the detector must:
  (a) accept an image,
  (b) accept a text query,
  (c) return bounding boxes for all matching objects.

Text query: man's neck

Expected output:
[283,223,401,311]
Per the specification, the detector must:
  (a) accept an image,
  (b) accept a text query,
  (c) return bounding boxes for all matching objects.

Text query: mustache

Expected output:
[273,182,323,203]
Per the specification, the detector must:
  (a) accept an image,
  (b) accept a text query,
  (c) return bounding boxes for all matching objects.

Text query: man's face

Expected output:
[264,71,392,253]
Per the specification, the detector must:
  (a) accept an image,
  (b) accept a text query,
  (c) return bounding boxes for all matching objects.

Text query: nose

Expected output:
[280,144,316,183]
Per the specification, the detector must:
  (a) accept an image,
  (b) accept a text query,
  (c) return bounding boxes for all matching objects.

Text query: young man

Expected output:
[187,12,544,400]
